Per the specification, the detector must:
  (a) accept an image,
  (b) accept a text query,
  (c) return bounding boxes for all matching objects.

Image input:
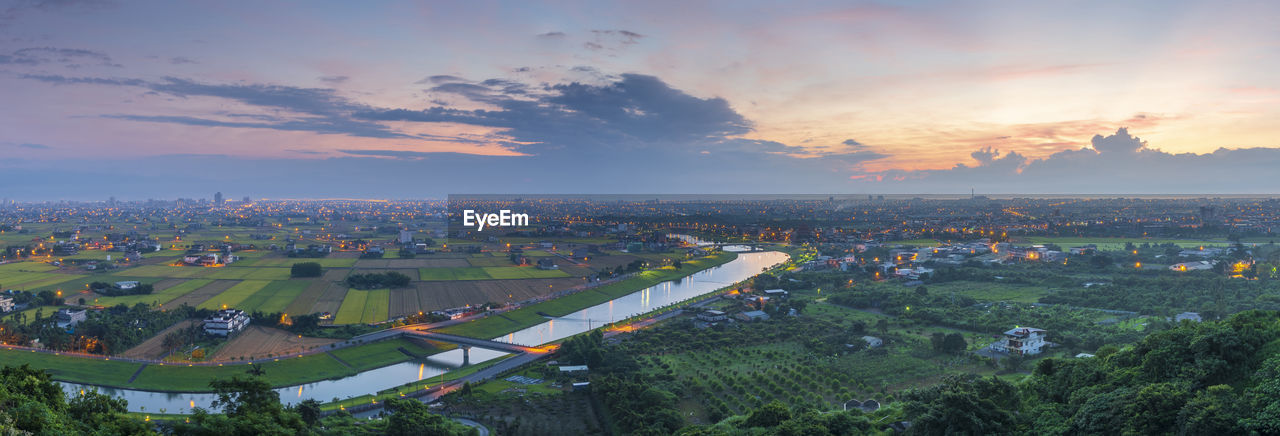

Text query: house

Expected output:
[0,296,13,313]
[54,308,88,328]
[736,310,770,322]
[763,289,789,299]
[1169,261,1213,272]
[115,281,140,290]
[536,258,558,270]
[697,310,728,322]
[1174,312,1203,322]
[203,309,251,336]
[993,327,1048,356]
[862,336,884,348]
[558,365,589,373]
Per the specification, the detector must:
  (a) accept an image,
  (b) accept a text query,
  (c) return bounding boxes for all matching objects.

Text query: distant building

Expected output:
[115,281,140,290]
[1174,312,1203,322]
[1169,261,1214,272]
[993,327,1047,356]
[537,258,558,270]
[736,310,770,322]
[0,296,14,313]
[763,289,789,299]
[697,310,728,322]
[213,192,223,206]
[558,365,589,373]
[203,309,251,336]
[399,230,414,244]
[54,308,88,328]
[862,336,883,348]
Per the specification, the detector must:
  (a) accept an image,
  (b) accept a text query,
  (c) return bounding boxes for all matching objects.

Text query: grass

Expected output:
[247,257,358,268]
[319,355,512,412]
[3,337,450,392]
[235,280,311,314]
[120,265,207,278]
[439,251,738,339]
[333,290,367,324]
[0,347,142,386]
[92,279,215,308]
[333,288,390,324]
[481,266,570,280]
[1020,236,1234,251]
[196,280,271,310]
[328,337,436,371]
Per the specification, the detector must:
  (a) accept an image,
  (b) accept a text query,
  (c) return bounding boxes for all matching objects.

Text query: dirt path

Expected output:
[209,325,340,361]
[119,319,199,359]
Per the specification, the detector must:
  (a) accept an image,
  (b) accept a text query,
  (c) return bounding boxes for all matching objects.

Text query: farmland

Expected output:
[333,288,389,325]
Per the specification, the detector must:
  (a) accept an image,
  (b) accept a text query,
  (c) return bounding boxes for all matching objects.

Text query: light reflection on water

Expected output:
[59,248,787,413]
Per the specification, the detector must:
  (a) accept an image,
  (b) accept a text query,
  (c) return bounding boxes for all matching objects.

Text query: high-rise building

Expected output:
[214,192,224,205]
[242,196,251,203]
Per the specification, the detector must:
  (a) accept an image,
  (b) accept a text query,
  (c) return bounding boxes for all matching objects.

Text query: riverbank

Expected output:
[2,337,443,393]
[436,251,739,339]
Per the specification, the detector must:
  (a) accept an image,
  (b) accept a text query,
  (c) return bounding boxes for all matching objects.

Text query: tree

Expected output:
[745,400,791,427]
[943,332,968,353]
[296,399,321,426]
[290,262,322,278]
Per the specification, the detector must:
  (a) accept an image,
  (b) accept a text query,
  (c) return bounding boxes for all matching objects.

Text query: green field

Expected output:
[418,266,568,281]
[121,265,207,278]
[327,337,438,371]
[234,280,311,314]
[92,279,215,308]
[0,348,142,386]
[203,267,291,280]
[440,251,740,339]
[130,353,352,392]
[248,257,358,268]
[196,280,272,310]
[333,288,390,324]
[1020,236,1234,251]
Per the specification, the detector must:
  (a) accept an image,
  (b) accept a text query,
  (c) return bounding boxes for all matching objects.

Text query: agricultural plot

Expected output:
[309,283,349,318]
[203,267,291,280]
[333,288,390,324]
[417,266,568,281]
[403,277,584,316]
[197,280,272,310]
[481,266,570,279]
[283,280,331,316]
[0,272,85,290]
[208,325,339,361]
[121,264,207,278]
[1020,236,1233,251]
[235,280,312,314]
[0,262,58,273]
[91,278,213,308]
[465,256,517,267]
[248,257,358,268]
[166,280,239,308]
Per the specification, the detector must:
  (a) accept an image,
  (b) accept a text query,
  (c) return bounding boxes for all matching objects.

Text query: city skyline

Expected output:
[3,0,1280,199]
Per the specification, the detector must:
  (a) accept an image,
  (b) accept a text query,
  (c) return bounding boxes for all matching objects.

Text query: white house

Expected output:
[0,296,14,313]
[1169,261,1214,272]
[993,327,1047,356]
[54,309,88,329]
[697,310,728,322]
[203,309,251,336]
[862,336,884,348]
[115,281,140,290]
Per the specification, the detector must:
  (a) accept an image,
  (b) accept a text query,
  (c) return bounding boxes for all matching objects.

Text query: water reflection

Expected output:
[59,248,786,412]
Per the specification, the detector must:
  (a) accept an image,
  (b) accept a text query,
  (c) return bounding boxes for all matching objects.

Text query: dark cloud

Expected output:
[1,47,118,67]
[20,73,145,86]
[415,75,467,85]
[2,142,50,149]
[318,75,349,84]
[359,73,752,153]
[169,56,197,65]
[536,31,565,38]
[0,0,109,26]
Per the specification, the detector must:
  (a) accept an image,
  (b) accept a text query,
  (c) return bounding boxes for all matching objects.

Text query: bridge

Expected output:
[400,329,546,364]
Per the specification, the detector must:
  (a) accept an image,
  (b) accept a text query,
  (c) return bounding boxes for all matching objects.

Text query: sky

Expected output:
[2,0,1279,200]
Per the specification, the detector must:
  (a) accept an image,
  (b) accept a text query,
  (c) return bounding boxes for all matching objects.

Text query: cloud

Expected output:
[856,128,1280,193]
[536,31,565,38]
[1,47,119,67]
[169,56,197,65]
[415,75,466,85]
[2,142,50,149]
[361,73,752,154]
[318,75,349,84]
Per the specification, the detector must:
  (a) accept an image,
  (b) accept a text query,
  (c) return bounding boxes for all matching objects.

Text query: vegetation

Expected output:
[345,271,411,289]
[290,262,323,278]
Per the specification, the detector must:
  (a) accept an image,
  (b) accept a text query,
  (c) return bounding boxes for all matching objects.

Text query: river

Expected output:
[59,245,787,413]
